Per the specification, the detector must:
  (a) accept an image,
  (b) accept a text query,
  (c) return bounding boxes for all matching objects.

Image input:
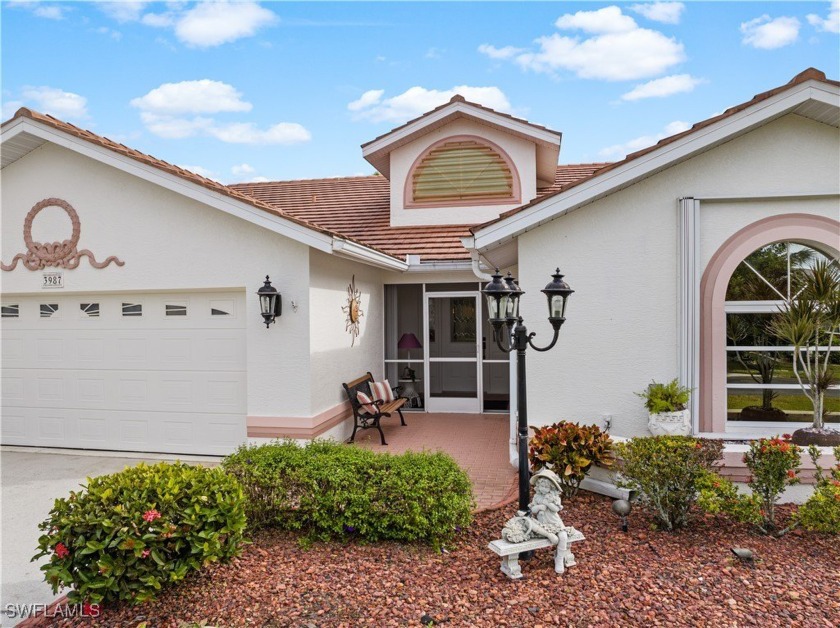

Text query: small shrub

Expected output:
[528,421,614,498]
[616,436,723,530]
[797,445,840,534]
[698,435,801,536]
[636,378,691,414]
[33,462,247,605]
[222,440,474,548]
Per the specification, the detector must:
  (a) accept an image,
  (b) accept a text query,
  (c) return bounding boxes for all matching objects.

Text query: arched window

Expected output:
[724,241,839,424]
[407,137,519,207]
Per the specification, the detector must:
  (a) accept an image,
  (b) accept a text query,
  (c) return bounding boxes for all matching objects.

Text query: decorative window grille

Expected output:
[412,140,514,204]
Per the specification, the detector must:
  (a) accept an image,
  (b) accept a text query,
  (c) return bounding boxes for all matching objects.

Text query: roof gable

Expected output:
[361,95,562,183]
[0,108,408,270]
[469,68,840,254]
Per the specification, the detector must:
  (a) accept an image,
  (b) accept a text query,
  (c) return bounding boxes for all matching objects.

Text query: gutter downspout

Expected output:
[465,244,518,470]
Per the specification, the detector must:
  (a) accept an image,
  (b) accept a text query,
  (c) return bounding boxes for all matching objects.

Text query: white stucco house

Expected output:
[2,68,838,475]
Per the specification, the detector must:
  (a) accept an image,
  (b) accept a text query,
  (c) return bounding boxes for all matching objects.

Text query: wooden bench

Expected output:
[342,372,407,446]
[488,527,584,579]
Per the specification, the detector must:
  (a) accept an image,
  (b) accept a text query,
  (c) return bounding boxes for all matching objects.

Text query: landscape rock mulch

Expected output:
[52,493,839,627]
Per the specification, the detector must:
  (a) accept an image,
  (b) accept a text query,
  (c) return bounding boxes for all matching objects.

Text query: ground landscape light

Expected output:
[612,499,632,532]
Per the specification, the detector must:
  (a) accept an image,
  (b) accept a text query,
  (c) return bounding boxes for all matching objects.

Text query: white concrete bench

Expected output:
[488,527,584,579]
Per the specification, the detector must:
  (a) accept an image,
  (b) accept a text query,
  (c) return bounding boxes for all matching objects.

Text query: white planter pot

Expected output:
[648,409,692,436]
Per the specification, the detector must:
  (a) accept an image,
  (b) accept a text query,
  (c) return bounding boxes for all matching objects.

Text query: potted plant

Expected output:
[637,379,692,436]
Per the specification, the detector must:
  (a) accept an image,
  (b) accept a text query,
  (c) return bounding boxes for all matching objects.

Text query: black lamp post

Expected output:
[482,268,573,518]
[257,275,282,328]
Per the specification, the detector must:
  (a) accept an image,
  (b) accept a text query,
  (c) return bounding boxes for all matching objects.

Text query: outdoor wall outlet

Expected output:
[602,414,612,431]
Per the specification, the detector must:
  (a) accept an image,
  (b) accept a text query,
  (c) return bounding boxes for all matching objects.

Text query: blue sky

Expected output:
[2,1,838,183]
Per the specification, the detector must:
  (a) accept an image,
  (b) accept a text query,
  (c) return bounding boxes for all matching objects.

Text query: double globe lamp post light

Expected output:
[481,268,574,518]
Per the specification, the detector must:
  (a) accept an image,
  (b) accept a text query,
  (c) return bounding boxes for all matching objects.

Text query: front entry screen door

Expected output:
[424,293,480,413]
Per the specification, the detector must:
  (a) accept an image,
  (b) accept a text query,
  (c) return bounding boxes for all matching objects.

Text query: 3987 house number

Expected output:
[41,272,64,289]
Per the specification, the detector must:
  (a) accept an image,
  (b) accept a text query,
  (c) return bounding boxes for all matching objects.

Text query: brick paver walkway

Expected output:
[353,413,517,510]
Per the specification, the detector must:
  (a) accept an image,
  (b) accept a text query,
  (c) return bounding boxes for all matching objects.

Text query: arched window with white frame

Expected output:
[724,241,839,427]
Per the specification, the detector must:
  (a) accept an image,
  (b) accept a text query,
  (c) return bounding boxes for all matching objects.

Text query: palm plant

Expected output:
[726,243,814,415]
[769,259,840,437]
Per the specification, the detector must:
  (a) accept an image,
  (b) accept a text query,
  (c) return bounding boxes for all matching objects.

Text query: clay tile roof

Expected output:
[229,163,607,262]
[474,68,840,233]
[2,107,404,262]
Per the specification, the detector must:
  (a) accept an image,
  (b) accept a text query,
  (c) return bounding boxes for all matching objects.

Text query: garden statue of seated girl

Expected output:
[498,467,581,575]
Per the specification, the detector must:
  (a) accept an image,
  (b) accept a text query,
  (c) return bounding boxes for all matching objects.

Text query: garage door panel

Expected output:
[1,292,247,455]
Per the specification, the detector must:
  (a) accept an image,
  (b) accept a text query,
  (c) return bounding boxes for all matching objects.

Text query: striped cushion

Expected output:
[371,380,395,403]
[357,390,378,414]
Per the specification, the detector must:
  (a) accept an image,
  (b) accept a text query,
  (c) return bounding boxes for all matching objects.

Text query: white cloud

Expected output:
[141,12,176,28]
[485,6,685,81]
[207,122,310,145]
[2,100,25,120]
[740,15,800,49]
[9,1,69,20]
[630,2,685,25]
[175,1,278,48]
[97,1,148,23]
[349,85,512,123]
[96,26,123,41]
[347,89,384,112]
[598,120,690,159]
[807,0,839,34]
[177,163,218,180]
[139,112,212,139]
[620,74,705,101]
[20,86,89,121]
[555,6,637,34]
[248,176,270,183]
[132,80,309,144]
[477,44,524,60]
[425,47,443,59]
[232,163,255,176]
[130,80,252,115]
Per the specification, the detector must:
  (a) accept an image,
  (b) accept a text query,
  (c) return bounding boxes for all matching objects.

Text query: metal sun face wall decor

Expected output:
[342,275,364,346]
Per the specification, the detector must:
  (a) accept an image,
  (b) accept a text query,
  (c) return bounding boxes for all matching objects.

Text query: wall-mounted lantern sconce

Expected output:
[257,275,282,328]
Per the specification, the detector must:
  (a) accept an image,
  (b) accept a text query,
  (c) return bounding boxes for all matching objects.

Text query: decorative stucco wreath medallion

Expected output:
[1,198,125,271]
[341,275,364,347]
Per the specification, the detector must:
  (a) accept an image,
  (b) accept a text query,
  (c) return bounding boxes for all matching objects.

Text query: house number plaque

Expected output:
[42,272,64,289]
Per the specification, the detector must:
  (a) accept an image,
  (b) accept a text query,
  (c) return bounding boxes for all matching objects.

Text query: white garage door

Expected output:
[1,292,247,455]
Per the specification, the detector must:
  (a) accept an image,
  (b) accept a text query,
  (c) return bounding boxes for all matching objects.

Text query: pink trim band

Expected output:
[247,401,353,439]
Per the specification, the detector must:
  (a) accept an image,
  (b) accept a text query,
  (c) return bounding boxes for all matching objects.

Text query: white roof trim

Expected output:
[332,239,409,271]
[471,80,840,253]
[1,117,405,268]
[362,101,561,159]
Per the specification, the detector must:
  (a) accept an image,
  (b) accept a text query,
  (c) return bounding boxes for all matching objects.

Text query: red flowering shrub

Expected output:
[142,509,161,523]
[699,435,801,536]
[33,462,246,605]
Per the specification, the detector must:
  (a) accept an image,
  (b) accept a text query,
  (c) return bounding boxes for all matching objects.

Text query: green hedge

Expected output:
[34,462,247,605]
[616,436,723,531]
[222,440,474,547]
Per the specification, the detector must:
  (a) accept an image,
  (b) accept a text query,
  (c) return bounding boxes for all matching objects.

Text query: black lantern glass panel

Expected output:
[481,269,512,328]
[257,275,282,328]
[504,273,524,324]
[541,268,573,329]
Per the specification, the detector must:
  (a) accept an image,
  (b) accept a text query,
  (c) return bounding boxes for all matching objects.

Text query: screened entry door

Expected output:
[424,293,481,413]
